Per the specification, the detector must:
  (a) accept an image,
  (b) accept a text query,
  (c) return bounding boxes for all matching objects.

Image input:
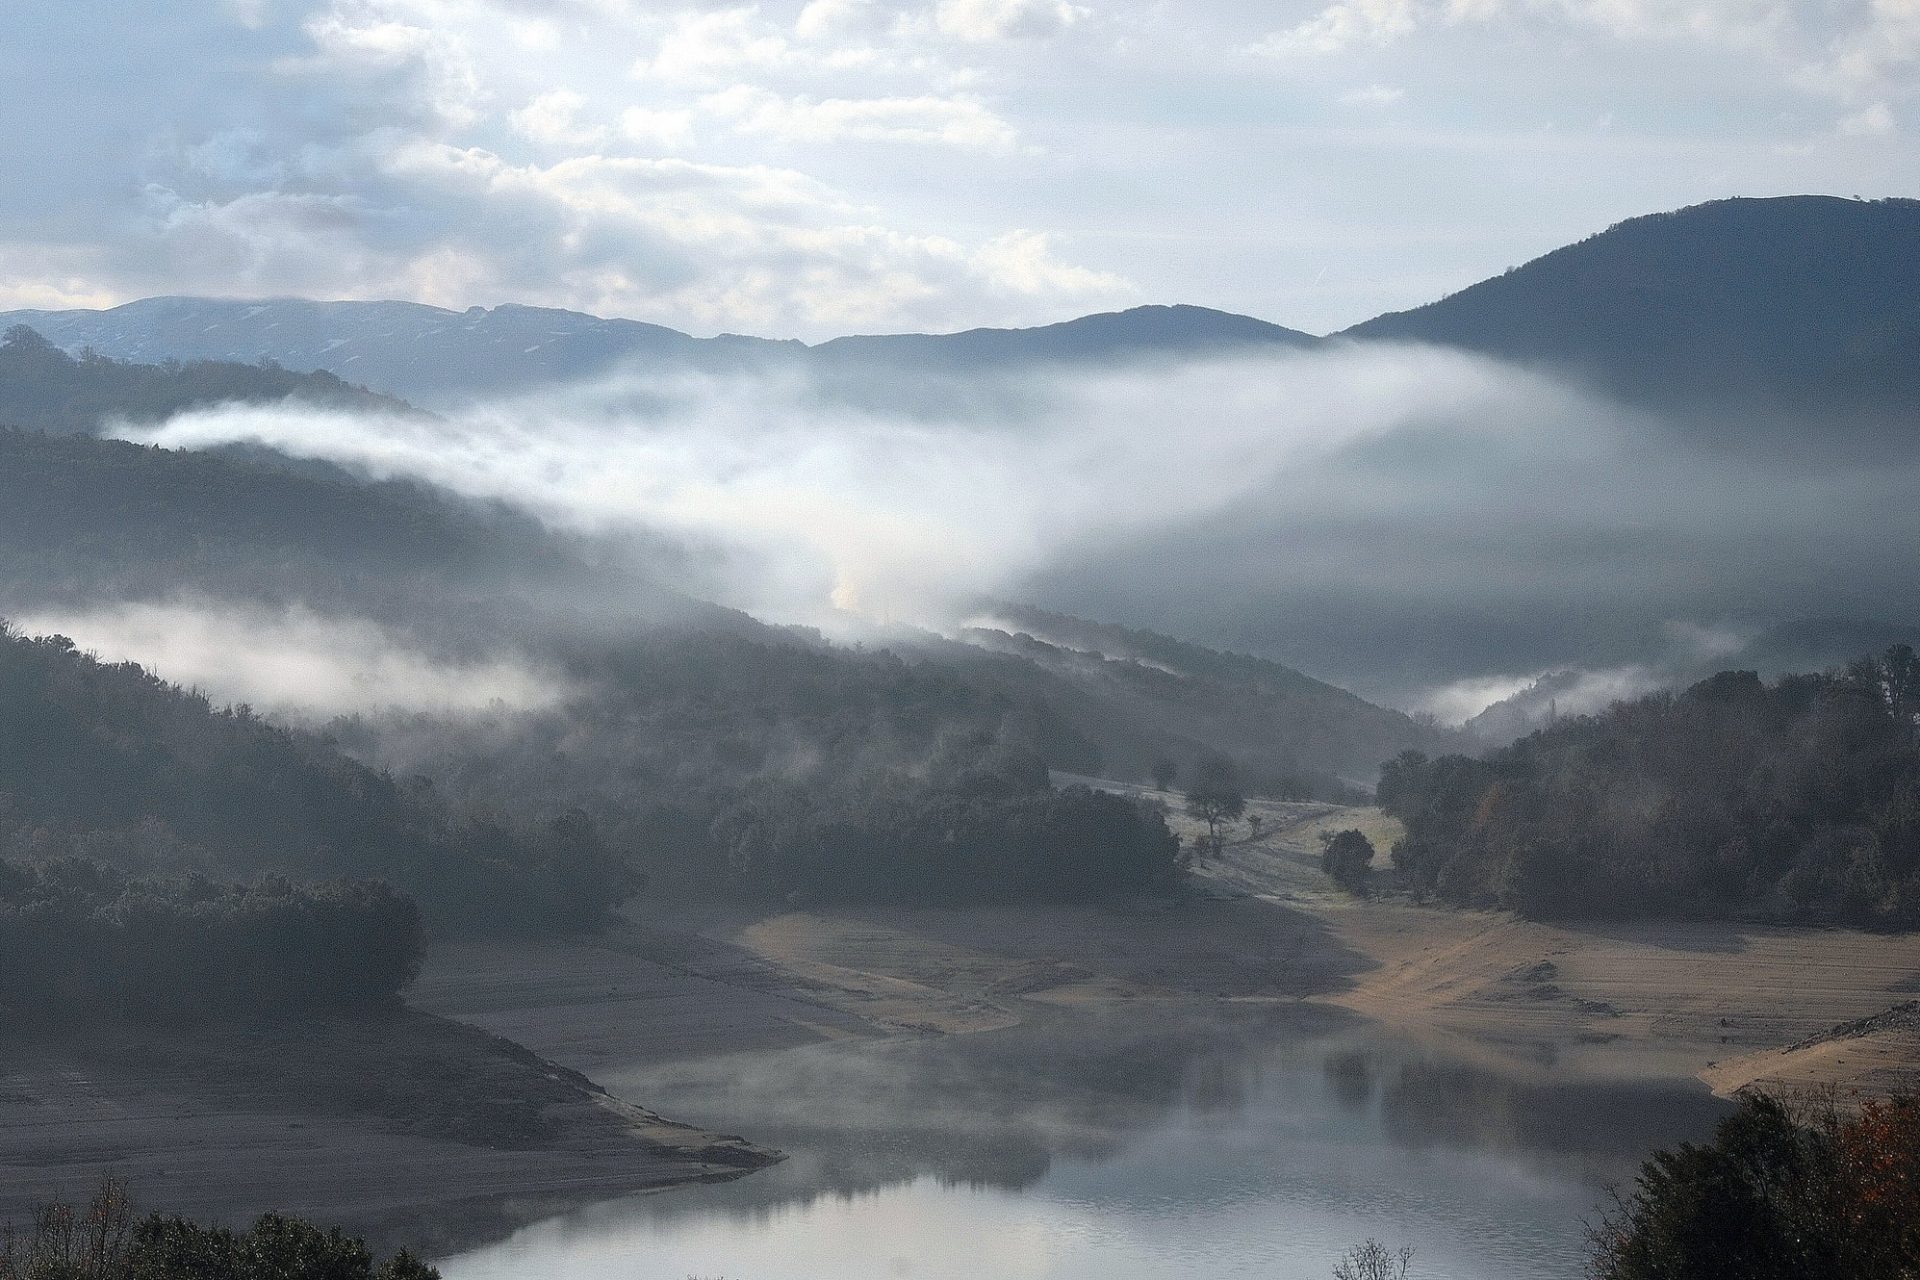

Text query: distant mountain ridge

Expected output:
[0,298,1314,408]
[4,194,1913,415]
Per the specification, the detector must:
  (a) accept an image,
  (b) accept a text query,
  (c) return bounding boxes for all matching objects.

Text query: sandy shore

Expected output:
[417,796,1920,1110]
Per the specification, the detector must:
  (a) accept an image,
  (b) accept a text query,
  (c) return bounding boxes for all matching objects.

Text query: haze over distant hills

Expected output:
[0,298,1313,409]
[4,196,1914,417]
[6,193,1919,724]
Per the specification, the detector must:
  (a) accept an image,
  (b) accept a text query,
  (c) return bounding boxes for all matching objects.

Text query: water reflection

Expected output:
[441,1008,1724,1280]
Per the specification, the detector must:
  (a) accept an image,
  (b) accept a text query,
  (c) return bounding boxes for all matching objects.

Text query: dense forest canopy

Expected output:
[337,633,1183,904]
[1379,649,1920,924]
[0,324,407,435]
[0,861,421,1023]
[0,625,635,932]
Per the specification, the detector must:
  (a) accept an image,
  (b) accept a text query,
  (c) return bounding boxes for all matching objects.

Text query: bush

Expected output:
[1589,1093,1920,1280]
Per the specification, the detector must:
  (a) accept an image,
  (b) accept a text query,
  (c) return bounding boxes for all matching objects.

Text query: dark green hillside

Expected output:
[1348,196,1920,417]
[1381,648,1920,923]
[0,324,407,435]
[0,626,634,931]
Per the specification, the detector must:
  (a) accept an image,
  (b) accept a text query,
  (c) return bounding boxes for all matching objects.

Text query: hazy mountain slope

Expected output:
[0,627,631,930]
[0,429,594,610]
[0,298,1312,406]
[813,305,1318,366]
[1346,196,1920,416]
[0,297,763,408]
[0,323,406,434]
[961,605,1454,785]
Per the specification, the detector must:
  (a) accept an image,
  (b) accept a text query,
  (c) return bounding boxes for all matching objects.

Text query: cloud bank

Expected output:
[105,338,1920,712]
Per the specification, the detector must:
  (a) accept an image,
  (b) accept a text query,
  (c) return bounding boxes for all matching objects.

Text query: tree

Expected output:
[0,1179,440,1279]
[1320,828,1376,894]
[1332,1240,1413,1280]
[1184,756,1245,859]
[1150,757,1178,793]
[1588,1093,1920,1280]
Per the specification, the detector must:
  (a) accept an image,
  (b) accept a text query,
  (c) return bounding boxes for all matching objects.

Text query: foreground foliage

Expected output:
[1589,1093,1920,1280]
[1380,649,1920,922]
[0,1181,436,1280]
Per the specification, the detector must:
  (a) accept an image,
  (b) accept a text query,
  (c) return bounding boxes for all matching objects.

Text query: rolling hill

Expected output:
[0,299,1316,408]
[1345,196,1920,417]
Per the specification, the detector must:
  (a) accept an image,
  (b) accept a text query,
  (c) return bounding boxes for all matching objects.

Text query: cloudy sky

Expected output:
[3,0,1914,338]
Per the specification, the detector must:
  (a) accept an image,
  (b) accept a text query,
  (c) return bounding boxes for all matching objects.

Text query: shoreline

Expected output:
[419,797,1920,1110]
[7,798,1916,1258]
[0,1007,778,1258]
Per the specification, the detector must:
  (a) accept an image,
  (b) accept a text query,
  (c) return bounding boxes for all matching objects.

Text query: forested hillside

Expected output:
[0,627,634,931]
[0,324,406,434]
[334,632,1183,903]
[0,429,583,606]
[1380,649,1920,923]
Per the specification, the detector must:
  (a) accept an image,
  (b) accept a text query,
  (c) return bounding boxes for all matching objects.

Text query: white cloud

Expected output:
[932,0,1088,41]
[509,88,607,146]
[370,138,1128,331]
[701,85,1020,149]
[620,105,698,150]
[1251,0,1920,110]
[1838,101,1896,136]
[1342,82,1406,107]
[795,0,887,40]
[642,7,800,85]
[294,0,487,125]
[970,229,1130,296]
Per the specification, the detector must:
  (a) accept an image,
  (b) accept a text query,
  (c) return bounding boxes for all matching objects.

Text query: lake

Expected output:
[439,1006,1724,1280]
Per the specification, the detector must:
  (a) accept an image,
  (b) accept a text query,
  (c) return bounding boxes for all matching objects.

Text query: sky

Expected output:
[1,0,1915,339]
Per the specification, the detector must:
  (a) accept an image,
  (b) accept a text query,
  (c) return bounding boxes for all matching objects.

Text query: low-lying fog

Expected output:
[100,341,1920,720]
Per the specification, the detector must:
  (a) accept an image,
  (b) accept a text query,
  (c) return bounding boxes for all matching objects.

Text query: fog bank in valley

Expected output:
[120,343,1920,718]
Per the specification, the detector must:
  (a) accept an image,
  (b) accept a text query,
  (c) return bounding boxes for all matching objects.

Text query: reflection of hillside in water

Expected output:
[597,1005,1724,1225]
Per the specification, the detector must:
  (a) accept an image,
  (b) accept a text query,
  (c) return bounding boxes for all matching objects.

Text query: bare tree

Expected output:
[1332,1240,1414,1280]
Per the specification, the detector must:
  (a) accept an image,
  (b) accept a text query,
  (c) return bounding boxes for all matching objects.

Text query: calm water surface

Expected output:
[440,1008,1723,1280]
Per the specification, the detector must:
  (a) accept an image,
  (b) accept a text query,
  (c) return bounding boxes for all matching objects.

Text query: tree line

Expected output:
[1378,649,1920,923]
[0,626,636,933]
[0,860,420,1023]
[1,1180,435,1280]
[333,634,1183,906]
